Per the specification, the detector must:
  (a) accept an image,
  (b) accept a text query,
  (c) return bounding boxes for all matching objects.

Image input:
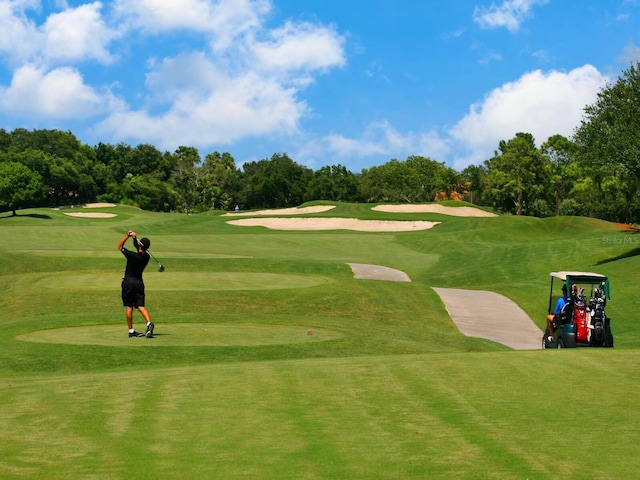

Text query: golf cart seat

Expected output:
[557,302,572,325]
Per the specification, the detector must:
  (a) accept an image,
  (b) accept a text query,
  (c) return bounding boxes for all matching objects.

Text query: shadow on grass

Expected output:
[597,247,640,265]
[0,212,52,220]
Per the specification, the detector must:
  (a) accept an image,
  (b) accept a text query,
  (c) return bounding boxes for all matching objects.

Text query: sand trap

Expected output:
[227,217,439,232]
[84,203,116,208]
[223,205,336,217]
[63,212,117,218]
[372,204,497,217]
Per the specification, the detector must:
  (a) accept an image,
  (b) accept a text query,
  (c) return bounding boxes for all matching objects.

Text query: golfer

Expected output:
[546,284,568,342]
[118,231,155,338]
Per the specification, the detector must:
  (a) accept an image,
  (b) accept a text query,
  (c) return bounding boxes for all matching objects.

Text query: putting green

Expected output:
[34,272,332,291]
[17,323,343,347]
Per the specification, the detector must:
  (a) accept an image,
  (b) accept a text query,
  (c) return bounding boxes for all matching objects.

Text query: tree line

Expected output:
[1,62,639,223]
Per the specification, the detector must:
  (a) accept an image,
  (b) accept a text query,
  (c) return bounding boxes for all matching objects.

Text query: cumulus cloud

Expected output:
[474,0,549,32]
[0,64,108,118]
[0,1,116,67]
[297,66,607,172]
[112,0,270,51]
[0,0,346,147]
[296,121,451,170]
[0,0,40,65]
[97,73,305,149]
[251,21,346,72]
[42,2,117,64]
[448,65,608,169]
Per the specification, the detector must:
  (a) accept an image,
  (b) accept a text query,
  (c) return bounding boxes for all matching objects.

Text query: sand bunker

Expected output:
[84,203,116,208]
[223,205,336,217]
[227,217,439,232]
[64,212,117,218]
[57,203,117,217]
[372,204,497,217]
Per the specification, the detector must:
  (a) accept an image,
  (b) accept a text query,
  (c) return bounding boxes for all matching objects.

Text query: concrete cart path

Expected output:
[432,287,543,350]
[347,263,411,282]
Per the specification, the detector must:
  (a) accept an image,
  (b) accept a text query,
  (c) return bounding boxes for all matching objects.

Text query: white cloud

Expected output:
[448,65,608,169]
[474,0,549,32]
[296,121,451,170]
[96,51,308,149]
[0,0,40,65]
[0,64,109,118]
[113,0,270,51]
[251,21,346,72]
[617,41,640,65]
[299,65,608,171]
[0,1,117,67]
[42,2,117,64]
[0,0,346,148]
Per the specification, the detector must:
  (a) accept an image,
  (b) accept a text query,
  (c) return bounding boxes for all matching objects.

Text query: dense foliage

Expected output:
[1,62,639,223]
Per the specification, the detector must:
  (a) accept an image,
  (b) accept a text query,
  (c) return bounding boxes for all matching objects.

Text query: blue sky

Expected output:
[0,0,638,172]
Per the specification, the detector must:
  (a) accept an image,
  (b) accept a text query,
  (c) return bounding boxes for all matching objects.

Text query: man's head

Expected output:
[139,237,150,251]
[562,284,568,295]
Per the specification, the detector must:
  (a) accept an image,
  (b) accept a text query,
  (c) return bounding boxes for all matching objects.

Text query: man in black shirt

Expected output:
[118,231,155,338]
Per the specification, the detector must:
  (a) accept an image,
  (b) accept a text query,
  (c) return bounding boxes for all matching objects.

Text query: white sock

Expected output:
[129,328,135,333]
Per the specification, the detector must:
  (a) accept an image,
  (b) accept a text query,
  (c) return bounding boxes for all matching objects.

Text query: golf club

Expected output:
[133,235,165,272]
[148,249,165,272]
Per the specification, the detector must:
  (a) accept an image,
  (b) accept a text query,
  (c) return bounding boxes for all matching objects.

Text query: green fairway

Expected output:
[1,202,639,479]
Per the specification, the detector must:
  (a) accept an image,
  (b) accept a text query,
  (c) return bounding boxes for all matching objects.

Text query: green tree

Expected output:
[200,151,241,210]
[359,156,458,203]
[573,61,640,223]
[241,153,312,209]
[461,164,487,205]
[6,129,97,205]
[169,146,202,210]
[541,134,578,216]
[0,161,46,215]
[120,173,178,212]
[484,133,549,215]
[305,164,359,202]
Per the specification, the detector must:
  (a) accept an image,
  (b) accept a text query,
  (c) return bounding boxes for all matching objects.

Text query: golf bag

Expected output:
[588,288,607,345]
[572,287,589,343]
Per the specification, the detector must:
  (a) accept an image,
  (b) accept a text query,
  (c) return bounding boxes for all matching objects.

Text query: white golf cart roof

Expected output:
[550,271,608,281]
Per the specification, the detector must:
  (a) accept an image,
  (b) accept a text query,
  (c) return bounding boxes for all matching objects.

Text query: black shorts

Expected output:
[121,277,145,308]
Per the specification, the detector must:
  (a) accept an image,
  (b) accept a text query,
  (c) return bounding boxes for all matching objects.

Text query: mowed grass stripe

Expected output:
[1,351,640,478]
[32,272,332,291]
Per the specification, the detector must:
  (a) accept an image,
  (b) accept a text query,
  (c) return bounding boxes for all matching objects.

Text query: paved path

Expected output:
[432,288,543,350]
[347,263,411,282]
[346,264,543,350]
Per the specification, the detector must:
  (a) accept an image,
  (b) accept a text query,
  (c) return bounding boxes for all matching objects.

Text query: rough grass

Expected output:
[0,202,639,479]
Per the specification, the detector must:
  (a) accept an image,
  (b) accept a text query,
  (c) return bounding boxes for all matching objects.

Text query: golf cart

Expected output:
[543,271,614,349]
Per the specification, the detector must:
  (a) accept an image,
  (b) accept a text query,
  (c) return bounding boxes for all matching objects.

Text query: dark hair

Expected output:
[139,238,150,251]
